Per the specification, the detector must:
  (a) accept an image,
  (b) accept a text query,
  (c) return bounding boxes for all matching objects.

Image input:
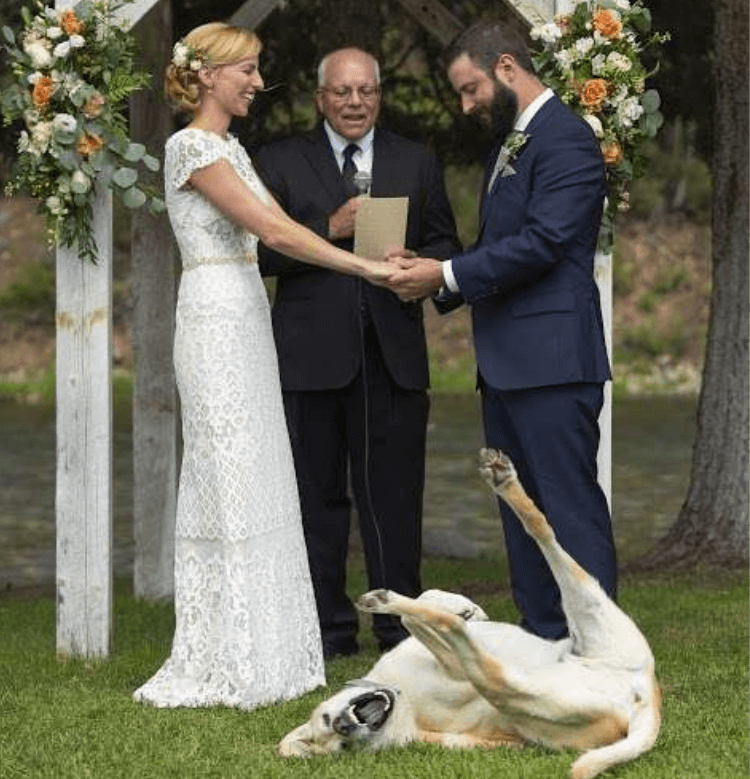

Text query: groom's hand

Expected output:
[385,256,444,302]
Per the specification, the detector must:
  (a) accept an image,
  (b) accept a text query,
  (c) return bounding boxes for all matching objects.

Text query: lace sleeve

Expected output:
[166,129,231,191]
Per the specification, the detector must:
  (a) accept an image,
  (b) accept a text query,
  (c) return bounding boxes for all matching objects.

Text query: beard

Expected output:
[489,78,518,144]
[475,78,518,145]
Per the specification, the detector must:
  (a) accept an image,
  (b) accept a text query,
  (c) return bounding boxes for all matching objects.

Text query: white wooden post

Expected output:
[56,186,113,658]
[55,0,161,659]
[553,0,613,507]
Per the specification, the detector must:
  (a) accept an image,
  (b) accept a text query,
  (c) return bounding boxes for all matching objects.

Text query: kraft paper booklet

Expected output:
[354,196,409,260]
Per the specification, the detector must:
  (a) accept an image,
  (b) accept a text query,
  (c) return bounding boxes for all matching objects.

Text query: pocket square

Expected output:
[501,165,516,177]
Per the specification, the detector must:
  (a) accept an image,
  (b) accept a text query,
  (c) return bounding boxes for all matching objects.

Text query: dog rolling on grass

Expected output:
[279,448,661,778]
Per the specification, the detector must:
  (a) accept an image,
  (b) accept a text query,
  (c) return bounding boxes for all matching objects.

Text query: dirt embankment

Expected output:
[0,195,709,393]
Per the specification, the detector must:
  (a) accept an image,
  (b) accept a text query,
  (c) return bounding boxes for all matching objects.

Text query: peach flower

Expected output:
[602,141,624,166]
[60,9,84,36]
[81,93,105,119]
[579,78,609,111]
[592,8,623,39]
[32,76,54,109]
[77,131,104,157]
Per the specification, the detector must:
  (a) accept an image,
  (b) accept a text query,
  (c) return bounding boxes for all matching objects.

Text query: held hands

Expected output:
[384,252,445,302]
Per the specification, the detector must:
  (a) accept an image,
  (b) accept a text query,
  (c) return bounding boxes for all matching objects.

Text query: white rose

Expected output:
[591,53,607,75]
[530,22,562,45]
[575,37,595,56]
[53,113,78,133]
[71,170,92,193]
[584,114,604,138]
[46,26,63,40]
[614,0,631,9]
[69,34,85,49]
[554,49,575,73]
[172,43,189,67]
[189,59,202,71]
[616,96,644,128]
[607,52,632,72]
[28,71,42,85]
[30,121,53,154]
[53,41,71,59]
[25,41,53,68]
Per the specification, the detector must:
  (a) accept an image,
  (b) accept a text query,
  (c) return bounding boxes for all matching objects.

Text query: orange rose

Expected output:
[592,8,623,39]
[60,9,84,36]
[77,131,104,157]
[32,76,54,109]
[82,93,105,119]
[602,141,623,166]
[579,78,609,111]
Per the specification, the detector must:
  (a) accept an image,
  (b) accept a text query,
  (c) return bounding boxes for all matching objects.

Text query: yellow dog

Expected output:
[280,449,661,779]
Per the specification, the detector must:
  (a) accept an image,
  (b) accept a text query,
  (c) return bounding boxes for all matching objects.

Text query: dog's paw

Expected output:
[357,589,399,613]
[478,448,517,494]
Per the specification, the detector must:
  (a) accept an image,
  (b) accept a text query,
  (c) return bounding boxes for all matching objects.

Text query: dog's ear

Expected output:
[278,723,316,758]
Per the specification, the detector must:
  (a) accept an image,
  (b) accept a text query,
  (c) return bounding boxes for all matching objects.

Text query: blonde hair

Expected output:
[164,22,262,114]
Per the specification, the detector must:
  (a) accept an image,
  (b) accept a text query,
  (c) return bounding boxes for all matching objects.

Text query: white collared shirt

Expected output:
[323,121,374,175]
[442,88,555,293]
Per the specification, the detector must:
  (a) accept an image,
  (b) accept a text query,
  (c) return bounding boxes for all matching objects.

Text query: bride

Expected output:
[133,22,392,709]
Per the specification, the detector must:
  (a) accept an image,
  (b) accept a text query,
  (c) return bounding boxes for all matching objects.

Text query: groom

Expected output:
[388,21,616,640]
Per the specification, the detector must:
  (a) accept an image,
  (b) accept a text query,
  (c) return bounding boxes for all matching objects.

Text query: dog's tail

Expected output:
[570,681,662,779]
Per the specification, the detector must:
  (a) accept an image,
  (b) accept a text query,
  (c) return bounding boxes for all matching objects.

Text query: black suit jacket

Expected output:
[254,124,460,391]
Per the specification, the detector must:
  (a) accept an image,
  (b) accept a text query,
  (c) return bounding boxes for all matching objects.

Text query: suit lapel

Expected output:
[478,96,561,233]
[302,124,349,203]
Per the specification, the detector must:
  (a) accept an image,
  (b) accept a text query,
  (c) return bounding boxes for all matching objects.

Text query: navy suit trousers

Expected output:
[481,381,617,639]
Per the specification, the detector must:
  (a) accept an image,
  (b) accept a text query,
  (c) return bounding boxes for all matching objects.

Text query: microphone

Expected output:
[353,169,372,196]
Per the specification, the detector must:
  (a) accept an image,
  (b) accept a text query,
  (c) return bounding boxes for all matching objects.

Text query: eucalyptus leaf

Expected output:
[121,187,147,209]
[55,130,77,146]
[143,154,160,172]
[641,90,661,114]
[2,26,15,45]
[641,112,664,137]
[113,167,138,188]
[149,197,166,214]
[123,142,146,162]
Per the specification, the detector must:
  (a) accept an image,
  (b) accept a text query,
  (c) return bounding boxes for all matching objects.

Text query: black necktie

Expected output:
[342,143,359,196]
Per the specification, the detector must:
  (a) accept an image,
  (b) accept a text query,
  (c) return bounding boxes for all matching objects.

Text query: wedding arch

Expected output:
[54,0,612,658]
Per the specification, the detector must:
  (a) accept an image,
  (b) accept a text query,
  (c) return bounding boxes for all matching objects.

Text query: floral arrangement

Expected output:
[531,0,669,252]
[1,0,165,262]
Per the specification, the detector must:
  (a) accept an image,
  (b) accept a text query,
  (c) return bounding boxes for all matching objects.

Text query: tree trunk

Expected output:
[130,0,179,600]
[633,0,749,570]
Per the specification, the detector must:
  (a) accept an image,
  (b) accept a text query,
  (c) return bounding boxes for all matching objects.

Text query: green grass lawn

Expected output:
[1,557,747,779]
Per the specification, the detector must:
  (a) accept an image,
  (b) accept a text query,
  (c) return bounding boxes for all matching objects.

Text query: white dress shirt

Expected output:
[323,120,374,176]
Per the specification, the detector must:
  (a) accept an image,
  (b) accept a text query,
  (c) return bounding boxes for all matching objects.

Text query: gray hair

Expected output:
[317,48,381,87]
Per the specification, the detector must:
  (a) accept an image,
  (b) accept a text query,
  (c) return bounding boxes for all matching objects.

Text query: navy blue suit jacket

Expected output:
[254,124,460,392]
[449,95,611,391]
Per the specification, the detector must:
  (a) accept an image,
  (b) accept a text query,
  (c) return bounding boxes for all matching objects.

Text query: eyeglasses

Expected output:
[318,85,380,102]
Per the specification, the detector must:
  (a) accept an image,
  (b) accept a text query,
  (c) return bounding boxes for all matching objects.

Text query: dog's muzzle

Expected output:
[332,688,396,736]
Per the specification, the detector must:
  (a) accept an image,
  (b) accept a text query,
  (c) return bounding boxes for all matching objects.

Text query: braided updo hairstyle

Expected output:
[164,22,262,114]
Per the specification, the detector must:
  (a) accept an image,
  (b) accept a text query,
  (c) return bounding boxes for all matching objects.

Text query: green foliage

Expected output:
[0,257,54,323]
[628,119,712,221]
[0,565,747,778]
[619,318,688,361]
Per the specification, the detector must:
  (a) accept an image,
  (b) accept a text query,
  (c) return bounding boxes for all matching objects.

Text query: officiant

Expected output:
[253,47,460,660]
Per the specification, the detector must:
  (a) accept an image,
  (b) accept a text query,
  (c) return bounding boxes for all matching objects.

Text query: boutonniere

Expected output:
[488,131,530,191]
[504,130,530,162]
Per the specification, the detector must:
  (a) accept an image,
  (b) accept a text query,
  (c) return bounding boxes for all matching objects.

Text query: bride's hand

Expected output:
[362,260,394,288]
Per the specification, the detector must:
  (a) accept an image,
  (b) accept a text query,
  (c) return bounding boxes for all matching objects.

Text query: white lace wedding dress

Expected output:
[133,128,325,709]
